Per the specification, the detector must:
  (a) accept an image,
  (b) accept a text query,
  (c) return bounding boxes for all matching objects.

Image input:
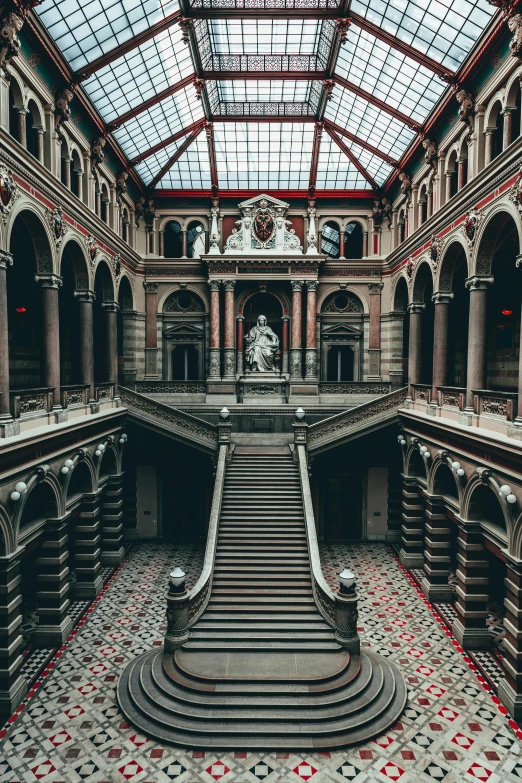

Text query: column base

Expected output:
[451,619,491,650]
[70,575,103,600]
[32,616,74,648]
[144,347,159,379]
[100,547,125,566]
[222,348,236,380]
[0,674,27,721]
[420,577,453,603]
[399,549,424,568]
[289,349,302,379]
[0,416,20,437]
[498,678,522,719]
[304,348,317,379]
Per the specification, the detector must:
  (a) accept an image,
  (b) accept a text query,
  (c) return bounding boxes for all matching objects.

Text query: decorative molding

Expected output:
[462,207,484,248]
[0,164,19,223]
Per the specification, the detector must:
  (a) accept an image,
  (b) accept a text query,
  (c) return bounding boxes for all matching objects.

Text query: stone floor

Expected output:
[1,540,522,782]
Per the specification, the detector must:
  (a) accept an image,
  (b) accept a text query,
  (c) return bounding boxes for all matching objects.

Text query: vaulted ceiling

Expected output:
[36,0,496,195]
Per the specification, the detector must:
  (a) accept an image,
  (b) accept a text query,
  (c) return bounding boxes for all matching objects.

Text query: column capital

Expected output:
[209,279,221,292]
[236,314,244,321]
[291,280,304,292]
[432,291,454,304]
[223,279,236,291]
[101,301,119,312]
[465,275,494,291]
[306,281,318,292]
[368,282,384,295]
[407,303,425,314]
[35,273,62,289]
[484,128,497,136]
[143,281,158,294]
[0,250,13,269]
[74,289,95,303]
[281,315,290,322]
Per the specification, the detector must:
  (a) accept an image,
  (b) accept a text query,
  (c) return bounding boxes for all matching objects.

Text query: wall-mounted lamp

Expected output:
[10,481,27,501]
[499,484,517,504]
[119,433,128,445]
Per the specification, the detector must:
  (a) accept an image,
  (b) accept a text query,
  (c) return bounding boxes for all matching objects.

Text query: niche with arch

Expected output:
[162,290,206,381]
[320,291,364,382]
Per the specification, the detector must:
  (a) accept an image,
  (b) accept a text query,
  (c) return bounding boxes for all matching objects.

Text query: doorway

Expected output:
[323,474,363,540]
[327,345,354,381]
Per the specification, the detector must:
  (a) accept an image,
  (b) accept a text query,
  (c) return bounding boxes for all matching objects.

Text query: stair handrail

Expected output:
[296,444,336,628]
[307,387,408,454]
[187,443,228,625]
[119,386,218,453]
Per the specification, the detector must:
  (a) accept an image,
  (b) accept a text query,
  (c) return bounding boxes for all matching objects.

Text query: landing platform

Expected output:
[175,650,349,681]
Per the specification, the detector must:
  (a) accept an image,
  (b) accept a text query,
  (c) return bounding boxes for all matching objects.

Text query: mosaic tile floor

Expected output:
[2,541,522,782]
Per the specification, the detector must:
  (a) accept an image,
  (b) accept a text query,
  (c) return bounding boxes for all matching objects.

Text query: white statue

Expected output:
[192,225,206,258]
[245,315,279,372]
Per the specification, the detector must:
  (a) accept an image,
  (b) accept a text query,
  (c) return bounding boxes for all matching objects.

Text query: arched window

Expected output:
[344,222,363,259]
[164,221,183,257]
[321,221,340,258]
[26,100,44,162]
[70,150,83,199]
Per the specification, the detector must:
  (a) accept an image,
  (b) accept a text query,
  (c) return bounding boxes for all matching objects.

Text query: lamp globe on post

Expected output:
[295,407,305,421]
[169,566,186,594]
[339,567,356,595]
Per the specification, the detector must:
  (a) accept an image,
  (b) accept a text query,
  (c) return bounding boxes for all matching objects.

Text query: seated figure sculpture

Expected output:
[245,315,279,372]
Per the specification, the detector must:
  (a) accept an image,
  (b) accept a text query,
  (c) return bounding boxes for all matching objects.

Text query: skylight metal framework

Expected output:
[35,0,496,194]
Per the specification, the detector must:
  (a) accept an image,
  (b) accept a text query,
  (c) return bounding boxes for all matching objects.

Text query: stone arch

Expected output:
[14,469,64,544]
[406,447,427,482]
[393,275,409,311]
[437,238,469,292]
[412,260,434,304]
[94,259,115,302]
[0,502,15,555]
[158,284,209,314]
[159,216,182,232]
[342,216,368,233]
[60,238,91,291]
[8,72,24,108]
[473,206,522,277]
[118,274,134,311]
[317,286,368,314]
[64,457,94,504]
[318,216,342,231]
[97,443,119,483]
[484,94,504,130]
[320,289,364,315]
[463,471,513,547]
[162,288,206,315]
[445,146,459,174]
[7,205,55,274]
[237,287,290,317]
[429,457,461,507]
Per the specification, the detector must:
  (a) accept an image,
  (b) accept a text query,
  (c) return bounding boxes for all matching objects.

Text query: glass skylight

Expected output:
[208,20,322,54]
[214,122,314,189]
[316,135,371,190]
[336,27,446,124]
[216,81,312,103]
[135,136,189,185]
[156,134,211,189]
[339,138,394,186]
[351,0,495,71]
[113,86,204,159]
[36,0,179,72]
[325,85,416,160]
[83,27,193,123]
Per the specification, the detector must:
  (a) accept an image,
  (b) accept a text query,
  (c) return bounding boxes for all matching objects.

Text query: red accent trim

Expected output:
[324,119,399,167]
[150,124,204,188]
[107,74,195,130]
[74,10,181,81]
[324,124,379,190]
[334,75,422,131]
[151,188,374,198]
[129,119,207,165]
[350,11,454,80]
[373,234,379,255]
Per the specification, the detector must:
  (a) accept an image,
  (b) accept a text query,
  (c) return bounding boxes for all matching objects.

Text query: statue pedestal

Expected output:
[239,372,289,404]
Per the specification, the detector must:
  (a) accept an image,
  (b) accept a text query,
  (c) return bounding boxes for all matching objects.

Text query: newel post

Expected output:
[218,407,232,460]
[334,568,360,655]
[164,567,190,652]
[293,407,307,461]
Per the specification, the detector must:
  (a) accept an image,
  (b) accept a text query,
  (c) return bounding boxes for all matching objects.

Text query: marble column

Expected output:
[209,280,221,378]
[143,281,159,379]
[498,555,522,718]
[445,171,454,202]
[0,251,13,424]
[407,303,425,396]
[72,492,103,598]
[427,188,433,219]
[305,281,318,379]
[74,290,95,402]
[33,519,73,646]
[223,280,236,379]
[420,494,453,602]
[64,158,72,190]
[159,230,165,257]
[36,274,62,410]
[368,282,383,379]
[452,522,491,649]
[102,302,119,395]
[431,292,453,402]
[35,128,45,164]
[399,477,425,568]
[362,231,368,257]
[236,315,244,375]
[282,315,289,374]
[0,549,26,719]
[100,475,124,565]
[181,230,188,259]
[290,281,304,378]
[339,228,345,259]
[17,108,27,148]
[484,129,495,166]
[465,276,492,410]
[457,159,467,191]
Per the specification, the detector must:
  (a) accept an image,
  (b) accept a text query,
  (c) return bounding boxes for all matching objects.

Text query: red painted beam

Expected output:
[149,124,204,188]
[349,12,454,81]
[129,119,207,165]
[324,119,399,167]
[205,122,219,191]
[107,74,195,130]
[202,70,327,81]
[74,10,181,81]
[152,188,374,198]
[309,122,323,192]
[325,124,378,191]
[333,75,422,131]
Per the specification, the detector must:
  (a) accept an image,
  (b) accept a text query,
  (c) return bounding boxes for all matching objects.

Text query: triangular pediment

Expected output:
[322,323,362,336]
[163,322,204,335]
[238,194,289,210]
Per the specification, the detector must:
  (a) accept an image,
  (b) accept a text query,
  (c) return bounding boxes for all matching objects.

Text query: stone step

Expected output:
[211,581,312,589]
[182,640,341,651]
[201,612,326,623]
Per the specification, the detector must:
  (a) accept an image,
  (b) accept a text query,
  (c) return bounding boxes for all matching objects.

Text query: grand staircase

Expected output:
[118,447,406,748]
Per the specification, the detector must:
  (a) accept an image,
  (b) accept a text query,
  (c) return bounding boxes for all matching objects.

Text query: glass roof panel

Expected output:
[36,0,179,72]
[135,136,188,185]
[339,137,394,186]
[113,86,204,159]
[208,20,322,55]
[325,85,415,159]
[156,133,211,189]
[83,27,193,123]
[351,0,495,71]
[216,81,312,103]
[214,122,314,189]
[316,135,370,190]
[336,27,446,124]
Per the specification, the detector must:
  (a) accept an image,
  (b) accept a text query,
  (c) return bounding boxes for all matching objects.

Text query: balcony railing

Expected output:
[411,384,431,403]
[95,383,115,402]
[473,389,518,422]
[9,387,54,419]
[436,386,465,410]
[135,380,207,395]
[60,384,90,409]
[319,381,391,395]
